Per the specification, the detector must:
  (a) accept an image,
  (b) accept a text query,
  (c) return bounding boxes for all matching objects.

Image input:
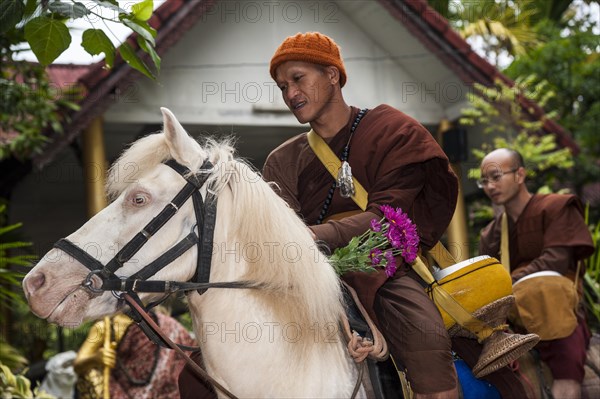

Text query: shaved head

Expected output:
[482,148,524,170]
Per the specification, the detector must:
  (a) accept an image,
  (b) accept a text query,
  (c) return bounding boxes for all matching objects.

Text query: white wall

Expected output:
[104,0,469,127]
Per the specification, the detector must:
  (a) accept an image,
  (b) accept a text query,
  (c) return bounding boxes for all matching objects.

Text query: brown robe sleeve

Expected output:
[479,216,501,259]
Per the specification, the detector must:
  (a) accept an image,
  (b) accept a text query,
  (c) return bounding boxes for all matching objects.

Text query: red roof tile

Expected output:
[46,64,91,89]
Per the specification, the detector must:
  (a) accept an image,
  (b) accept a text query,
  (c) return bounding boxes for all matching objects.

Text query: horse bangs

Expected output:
[201,137,237,194]
[106,134,171,199]
[106,134,237,200]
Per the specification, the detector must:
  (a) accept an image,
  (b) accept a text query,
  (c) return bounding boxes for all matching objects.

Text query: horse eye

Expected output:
[132,193,149,206]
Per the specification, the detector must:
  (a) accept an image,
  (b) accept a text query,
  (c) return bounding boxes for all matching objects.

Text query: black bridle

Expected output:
[55,159,257,301]
[51,158,258,399]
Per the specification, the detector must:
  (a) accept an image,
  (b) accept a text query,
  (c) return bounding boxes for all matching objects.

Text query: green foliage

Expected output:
[434,0,585,64]
[462,77,574,192]
[81,28,115,68]
[462,76,576,228]
[504,18,600,190]
[0,362,55,398]
[0,205,40,387]
[0,58,81,160]
[3,0,160,77]
[583,206,600,331]
[0,339,28,372]
[0,204,36,319]
[24,16,72,66]
[1,0,161,159]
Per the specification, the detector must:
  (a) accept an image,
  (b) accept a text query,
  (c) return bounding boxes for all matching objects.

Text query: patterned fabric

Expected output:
[76,313,196,399]
[109,313,196,399]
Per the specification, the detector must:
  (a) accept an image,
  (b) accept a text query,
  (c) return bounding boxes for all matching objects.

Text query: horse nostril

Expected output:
[24,272,46,296]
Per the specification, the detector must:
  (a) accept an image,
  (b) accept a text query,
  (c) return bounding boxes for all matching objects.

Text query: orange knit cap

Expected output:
[269,32,347,87]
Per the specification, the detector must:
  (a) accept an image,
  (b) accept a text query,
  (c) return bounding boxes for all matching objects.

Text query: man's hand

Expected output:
[101,342,117,369]
[347,331,374,363]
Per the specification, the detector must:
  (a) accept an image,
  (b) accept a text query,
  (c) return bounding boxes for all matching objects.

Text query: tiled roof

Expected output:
[46,64,92,92]
[37,0,577,168]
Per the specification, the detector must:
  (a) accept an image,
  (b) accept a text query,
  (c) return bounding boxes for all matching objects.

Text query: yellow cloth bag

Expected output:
[512,271,579,341]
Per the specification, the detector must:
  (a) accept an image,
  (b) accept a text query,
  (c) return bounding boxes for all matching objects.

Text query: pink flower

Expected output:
[384,251,397,277]
[369,248,383,265]
[370,218,382,232]
[329,205,420,279]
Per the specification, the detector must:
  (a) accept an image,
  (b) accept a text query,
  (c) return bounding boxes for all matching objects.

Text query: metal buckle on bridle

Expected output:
[82,270,105,293]
[111,277,132,299]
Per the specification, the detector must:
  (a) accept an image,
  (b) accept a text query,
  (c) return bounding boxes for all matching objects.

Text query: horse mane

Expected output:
[223,161,345,337]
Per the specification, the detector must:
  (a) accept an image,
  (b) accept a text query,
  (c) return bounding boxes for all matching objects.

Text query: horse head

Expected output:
[23,108,227,326]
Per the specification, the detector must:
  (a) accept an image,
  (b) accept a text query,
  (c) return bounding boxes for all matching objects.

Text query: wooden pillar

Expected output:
[81,116,108,218]
[438,120,470,262]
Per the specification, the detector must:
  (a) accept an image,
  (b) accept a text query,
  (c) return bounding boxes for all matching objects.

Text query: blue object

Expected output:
[455,359,501,399]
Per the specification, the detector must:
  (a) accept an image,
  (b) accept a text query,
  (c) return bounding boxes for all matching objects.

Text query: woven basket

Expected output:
[449,295,539,378]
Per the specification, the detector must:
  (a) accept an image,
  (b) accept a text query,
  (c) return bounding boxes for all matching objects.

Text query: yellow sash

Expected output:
[307,130,368,211]
[501,212,511,273]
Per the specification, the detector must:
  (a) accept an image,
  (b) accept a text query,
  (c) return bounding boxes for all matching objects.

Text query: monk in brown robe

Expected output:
[261,31,463,399]
[478,148,595,399]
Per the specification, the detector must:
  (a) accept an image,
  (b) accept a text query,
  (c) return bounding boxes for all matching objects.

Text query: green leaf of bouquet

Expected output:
[132,0,153,21]
[119,42,155,80]
[122,18,155,45]
[0,0,25,34]
[24,16,71,66]
[82,29,115,68]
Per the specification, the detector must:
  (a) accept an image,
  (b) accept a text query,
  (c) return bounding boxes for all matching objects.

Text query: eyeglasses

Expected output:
[476,169,518,189]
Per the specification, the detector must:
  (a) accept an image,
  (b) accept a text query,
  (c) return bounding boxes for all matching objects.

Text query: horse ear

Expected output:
[160,107,205,166]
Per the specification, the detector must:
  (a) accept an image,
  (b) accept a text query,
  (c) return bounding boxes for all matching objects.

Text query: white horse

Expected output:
[23,108,363,398]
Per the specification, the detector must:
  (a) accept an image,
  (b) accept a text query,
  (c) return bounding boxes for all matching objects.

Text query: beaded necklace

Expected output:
[316,108,368,225]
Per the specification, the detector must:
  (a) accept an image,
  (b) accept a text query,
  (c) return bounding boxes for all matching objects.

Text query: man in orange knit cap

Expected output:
[262,31,460,399]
